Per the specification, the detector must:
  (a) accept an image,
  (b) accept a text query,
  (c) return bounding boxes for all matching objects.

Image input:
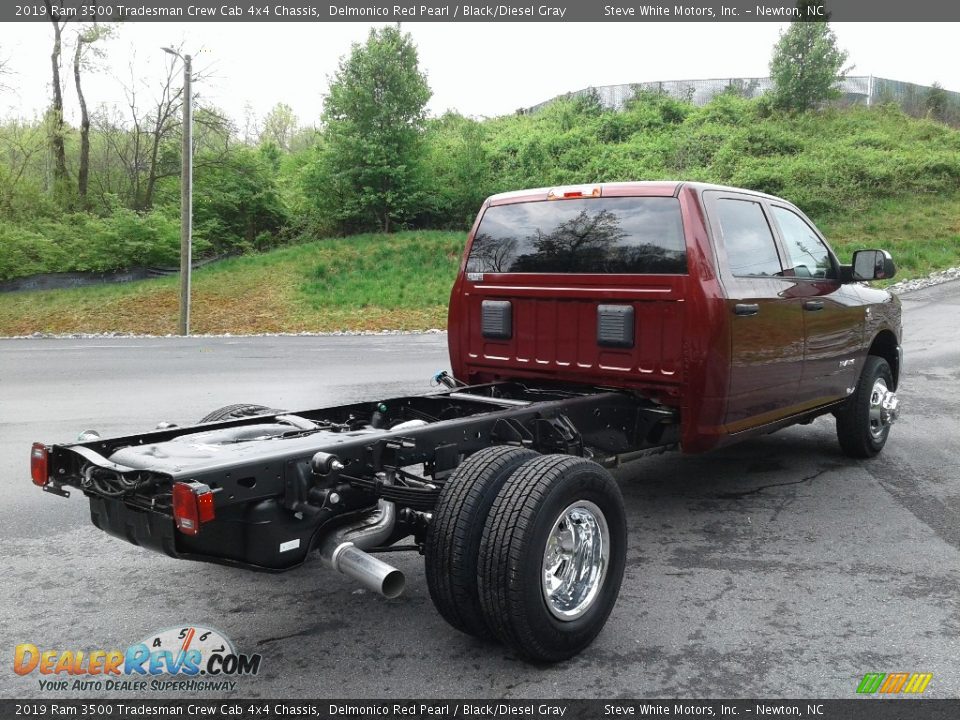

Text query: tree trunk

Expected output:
[142,120,163,210]
[44,1,68,190]
[73,39,90,204]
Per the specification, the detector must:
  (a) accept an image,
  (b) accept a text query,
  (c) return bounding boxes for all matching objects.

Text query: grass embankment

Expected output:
[818,195,960,275]
[4,99,960,335]
[1,197,958,336]
[0,231,464,335]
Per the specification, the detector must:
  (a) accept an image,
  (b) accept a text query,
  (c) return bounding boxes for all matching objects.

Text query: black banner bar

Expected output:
[1,699,959,720]
[3,0,960,23]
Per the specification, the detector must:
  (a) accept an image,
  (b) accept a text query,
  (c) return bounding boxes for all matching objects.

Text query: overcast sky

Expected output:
[1,22,958,128]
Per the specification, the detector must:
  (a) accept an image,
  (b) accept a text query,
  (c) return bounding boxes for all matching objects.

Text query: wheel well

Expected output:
[867,330,900,389]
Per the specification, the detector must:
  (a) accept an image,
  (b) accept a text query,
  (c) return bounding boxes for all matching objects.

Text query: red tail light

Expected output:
[31,443,49,487]
[172,481,216,536]
[547,185,602,200]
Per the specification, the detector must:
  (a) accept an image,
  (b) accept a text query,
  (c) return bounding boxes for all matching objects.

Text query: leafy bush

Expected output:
[729,126,804,157]
[414,97,960,222]
[191,146,288,254]
[418,113,491,229]
[0,224,69,280]
[0,209,192,280]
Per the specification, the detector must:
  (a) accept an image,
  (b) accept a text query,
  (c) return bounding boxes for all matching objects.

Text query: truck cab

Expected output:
[447,181,902,454]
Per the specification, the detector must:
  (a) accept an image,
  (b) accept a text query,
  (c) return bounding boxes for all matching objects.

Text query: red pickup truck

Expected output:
[449,181,902,456]
[31,181,901,662]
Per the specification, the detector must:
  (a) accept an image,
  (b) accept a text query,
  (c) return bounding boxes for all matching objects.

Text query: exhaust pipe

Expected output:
[319,497,405,599]
[322,540,405,599]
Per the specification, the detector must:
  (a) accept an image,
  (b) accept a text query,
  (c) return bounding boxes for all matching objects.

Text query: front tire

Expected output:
[836,356,898,458]
[478,455,627,662]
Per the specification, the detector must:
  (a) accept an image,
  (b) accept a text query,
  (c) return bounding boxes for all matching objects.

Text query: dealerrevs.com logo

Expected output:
[13,625,262,692]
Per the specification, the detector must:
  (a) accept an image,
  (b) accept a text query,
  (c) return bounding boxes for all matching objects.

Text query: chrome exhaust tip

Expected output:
[323,542,405,599]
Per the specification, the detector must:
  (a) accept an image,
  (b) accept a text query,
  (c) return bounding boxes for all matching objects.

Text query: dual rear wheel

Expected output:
[425,447,626,662]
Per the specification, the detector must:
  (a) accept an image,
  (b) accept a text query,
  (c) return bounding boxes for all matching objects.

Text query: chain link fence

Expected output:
[522,76,960,123]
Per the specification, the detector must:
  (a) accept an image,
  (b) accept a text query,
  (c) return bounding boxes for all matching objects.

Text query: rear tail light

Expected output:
[31,443,49,487]
[172,481,216,536]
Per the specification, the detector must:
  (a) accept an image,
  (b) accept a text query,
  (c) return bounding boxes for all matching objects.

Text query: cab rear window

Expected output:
[466,197,687,274]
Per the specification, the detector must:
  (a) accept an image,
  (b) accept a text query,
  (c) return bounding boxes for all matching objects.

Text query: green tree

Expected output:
[924,82,949,122]
[260,102,298,152]
[190,145,288,254]
[43,0,71,198]
[73,22,113,205]
[769,1,849,112]
[320,26,431,233]
[419,112,490,228]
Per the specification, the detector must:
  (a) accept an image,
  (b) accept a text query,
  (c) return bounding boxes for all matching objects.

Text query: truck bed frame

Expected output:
[41,381,677,572]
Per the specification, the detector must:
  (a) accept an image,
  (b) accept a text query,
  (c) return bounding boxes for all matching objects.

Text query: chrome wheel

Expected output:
[479,455,626,661]
[868,378,899,440]
[542,500,609,621]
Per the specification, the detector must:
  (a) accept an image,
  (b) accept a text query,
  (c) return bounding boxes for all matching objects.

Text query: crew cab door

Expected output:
[705,192,805,431]
[767,203,864,404]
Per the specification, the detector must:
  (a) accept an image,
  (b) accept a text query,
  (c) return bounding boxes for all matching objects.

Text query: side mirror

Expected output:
[852,249,896,281]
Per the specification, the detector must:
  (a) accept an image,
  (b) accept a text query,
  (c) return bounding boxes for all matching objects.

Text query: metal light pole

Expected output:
[162,47,193,336]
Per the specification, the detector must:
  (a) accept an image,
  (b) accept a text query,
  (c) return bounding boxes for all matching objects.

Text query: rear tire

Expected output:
[836,356,896,458]
[425,445,539,639]
[199,403,279,423]
[478,455,626,662]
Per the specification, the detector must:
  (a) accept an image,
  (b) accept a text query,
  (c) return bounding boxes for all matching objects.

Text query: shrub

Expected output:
[0,224,69,280]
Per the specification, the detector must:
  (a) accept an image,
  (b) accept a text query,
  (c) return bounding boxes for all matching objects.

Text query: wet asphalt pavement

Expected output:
[0,281,958,699]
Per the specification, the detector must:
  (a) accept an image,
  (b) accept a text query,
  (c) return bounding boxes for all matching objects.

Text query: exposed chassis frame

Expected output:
[44,382,678,571]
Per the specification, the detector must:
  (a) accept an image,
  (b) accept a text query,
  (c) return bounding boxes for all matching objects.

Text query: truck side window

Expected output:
[771,206,836,279]
[715,199,783,277]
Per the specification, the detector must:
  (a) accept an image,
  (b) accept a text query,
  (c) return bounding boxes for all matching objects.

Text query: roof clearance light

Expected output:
[547,185,602,200]
[30,443,49,487]
[172,481,216,536]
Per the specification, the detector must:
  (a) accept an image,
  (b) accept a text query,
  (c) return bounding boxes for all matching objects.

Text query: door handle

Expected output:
[804,300,824,311]
[734,303,759,316]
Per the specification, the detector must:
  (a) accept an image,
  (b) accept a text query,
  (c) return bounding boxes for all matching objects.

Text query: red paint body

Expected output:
[447,182,902,453]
